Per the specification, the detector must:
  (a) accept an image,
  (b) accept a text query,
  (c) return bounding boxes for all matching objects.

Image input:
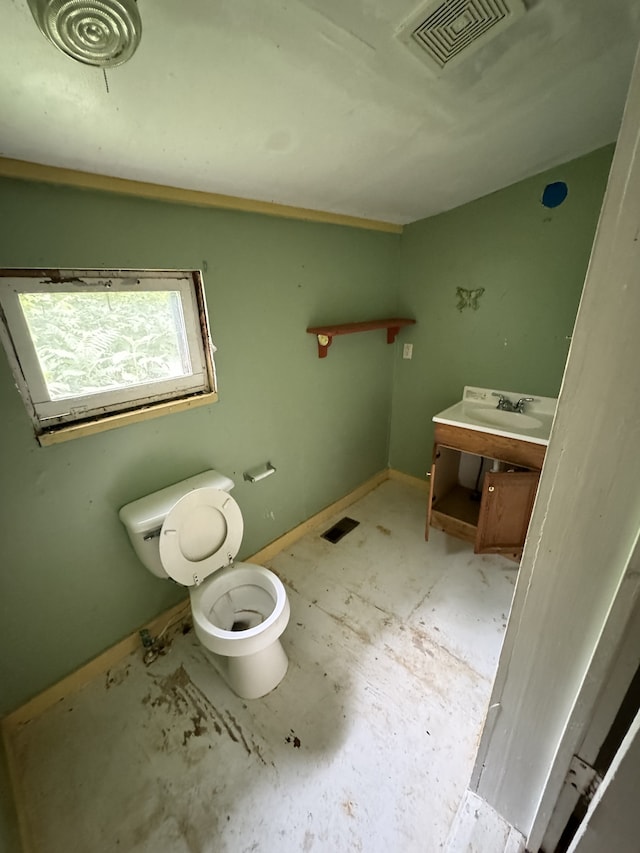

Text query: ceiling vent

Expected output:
[397,0,526,73]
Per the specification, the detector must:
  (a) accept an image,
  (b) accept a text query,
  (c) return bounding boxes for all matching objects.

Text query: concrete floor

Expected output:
[10,479,517,852]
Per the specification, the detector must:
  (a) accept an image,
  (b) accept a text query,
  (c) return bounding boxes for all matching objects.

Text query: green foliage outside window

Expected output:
[19,290,191,400]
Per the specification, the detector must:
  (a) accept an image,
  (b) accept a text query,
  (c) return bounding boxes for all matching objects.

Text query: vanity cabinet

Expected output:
[425,422,545,560]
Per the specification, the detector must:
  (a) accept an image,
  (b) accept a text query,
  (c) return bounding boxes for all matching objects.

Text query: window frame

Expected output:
[0,269,217,445]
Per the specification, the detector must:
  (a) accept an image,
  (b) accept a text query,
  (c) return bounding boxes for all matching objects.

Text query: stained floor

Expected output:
[10,480,517,852]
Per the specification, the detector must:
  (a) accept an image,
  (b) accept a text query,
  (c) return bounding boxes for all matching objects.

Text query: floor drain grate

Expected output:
[321,517,360,544]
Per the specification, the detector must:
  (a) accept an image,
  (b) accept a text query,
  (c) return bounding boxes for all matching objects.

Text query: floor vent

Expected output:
[397,0,525,73]
[321,517,360,544]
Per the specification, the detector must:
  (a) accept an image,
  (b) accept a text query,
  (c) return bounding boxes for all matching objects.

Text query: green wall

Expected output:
[389,145,614,477]
[0,144,614,718]
[0,179,400,715]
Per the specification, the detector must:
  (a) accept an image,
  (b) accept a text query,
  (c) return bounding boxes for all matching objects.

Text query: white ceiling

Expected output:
[1,0,639,224]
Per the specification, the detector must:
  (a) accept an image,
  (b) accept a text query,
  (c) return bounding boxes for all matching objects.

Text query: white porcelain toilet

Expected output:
[119,471,290,699]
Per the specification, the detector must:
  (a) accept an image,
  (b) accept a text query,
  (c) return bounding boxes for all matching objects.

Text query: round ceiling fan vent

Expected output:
[28,0,142,67]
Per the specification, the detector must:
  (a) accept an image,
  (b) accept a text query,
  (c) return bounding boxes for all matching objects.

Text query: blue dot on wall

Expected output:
[542,181,568,208]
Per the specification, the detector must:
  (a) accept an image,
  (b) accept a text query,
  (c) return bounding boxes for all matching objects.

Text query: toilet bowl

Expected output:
[190,562,290,699]
[119,471,290,699]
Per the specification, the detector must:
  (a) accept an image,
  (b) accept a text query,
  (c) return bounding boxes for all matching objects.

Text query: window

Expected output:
[0,269,217,444]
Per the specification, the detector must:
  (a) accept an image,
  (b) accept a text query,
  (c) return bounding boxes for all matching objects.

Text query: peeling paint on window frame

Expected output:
[0,268,218,446]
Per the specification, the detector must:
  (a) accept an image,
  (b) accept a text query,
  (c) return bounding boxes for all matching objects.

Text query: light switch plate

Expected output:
[403,343,413,359]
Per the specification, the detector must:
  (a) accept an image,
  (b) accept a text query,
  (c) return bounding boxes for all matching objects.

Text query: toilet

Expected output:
[119,470,290,699]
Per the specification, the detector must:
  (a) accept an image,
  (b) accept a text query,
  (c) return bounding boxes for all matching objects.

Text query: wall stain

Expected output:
[376,524,391,536]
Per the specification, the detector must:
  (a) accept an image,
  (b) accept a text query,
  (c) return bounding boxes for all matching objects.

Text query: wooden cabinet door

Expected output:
[475,470,540,558]
[426,444,462,541]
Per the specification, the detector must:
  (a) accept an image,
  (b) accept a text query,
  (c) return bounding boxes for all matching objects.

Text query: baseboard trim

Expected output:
[445,790,525,853]
[2,599,191,733]
[250,469,389,565]
[387,468,430,492]
[1,730,30,853]
[2,468,393,732]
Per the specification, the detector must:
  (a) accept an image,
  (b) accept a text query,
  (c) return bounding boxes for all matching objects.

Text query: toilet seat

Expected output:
[159,487,243,586]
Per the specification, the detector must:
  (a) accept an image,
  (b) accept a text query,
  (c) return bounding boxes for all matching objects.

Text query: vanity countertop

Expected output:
[433,386,557,447]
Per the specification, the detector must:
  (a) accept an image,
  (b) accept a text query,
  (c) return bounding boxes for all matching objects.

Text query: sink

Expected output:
[468,406,543,431]
[433,387,557,445]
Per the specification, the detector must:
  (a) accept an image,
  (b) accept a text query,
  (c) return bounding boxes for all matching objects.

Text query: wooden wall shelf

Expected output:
[306,318,416,358]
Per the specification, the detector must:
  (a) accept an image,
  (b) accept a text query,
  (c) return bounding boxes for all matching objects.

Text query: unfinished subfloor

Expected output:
[7,479,518,852]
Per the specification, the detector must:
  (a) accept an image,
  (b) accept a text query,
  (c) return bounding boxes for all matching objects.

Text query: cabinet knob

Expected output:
[488,485,495,492]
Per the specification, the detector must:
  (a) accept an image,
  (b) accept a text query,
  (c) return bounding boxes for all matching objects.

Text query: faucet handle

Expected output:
[515,396,535,413]
[492,392,510,410]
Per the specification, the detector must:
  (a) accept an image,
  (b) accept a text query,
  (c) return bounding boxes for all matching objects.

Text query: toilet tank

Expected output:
[119,470,235,579]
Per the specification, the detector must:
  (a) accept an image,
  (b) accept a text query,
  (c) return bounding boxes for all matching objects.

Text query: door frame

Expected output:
[470,38,640,852]
[566,708,640,853]
[541,591,640,851]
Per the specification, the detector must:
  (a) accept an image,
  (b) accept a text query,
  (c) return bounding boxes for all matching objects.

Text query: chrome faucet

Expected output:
[492,393,535,413]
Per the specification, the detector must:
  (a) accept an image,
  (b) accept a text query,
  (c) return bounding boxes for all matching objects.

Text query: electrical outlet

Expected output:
[403,343,413,359]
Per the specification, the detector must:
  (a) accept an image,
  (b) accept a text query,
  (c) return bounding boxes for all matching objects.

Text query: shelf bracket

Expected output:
[386,326,401,344]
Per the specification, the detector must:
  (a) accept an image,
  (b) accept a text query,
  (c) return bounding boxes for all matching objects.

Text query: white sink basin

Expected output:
[432,387,558,446]
[468,407,543,431]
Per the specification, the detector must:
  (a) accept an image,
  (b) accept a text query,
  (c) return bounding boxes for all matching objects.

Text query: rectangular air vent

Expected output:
[397,0,525,73]
[321,517,360,544]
